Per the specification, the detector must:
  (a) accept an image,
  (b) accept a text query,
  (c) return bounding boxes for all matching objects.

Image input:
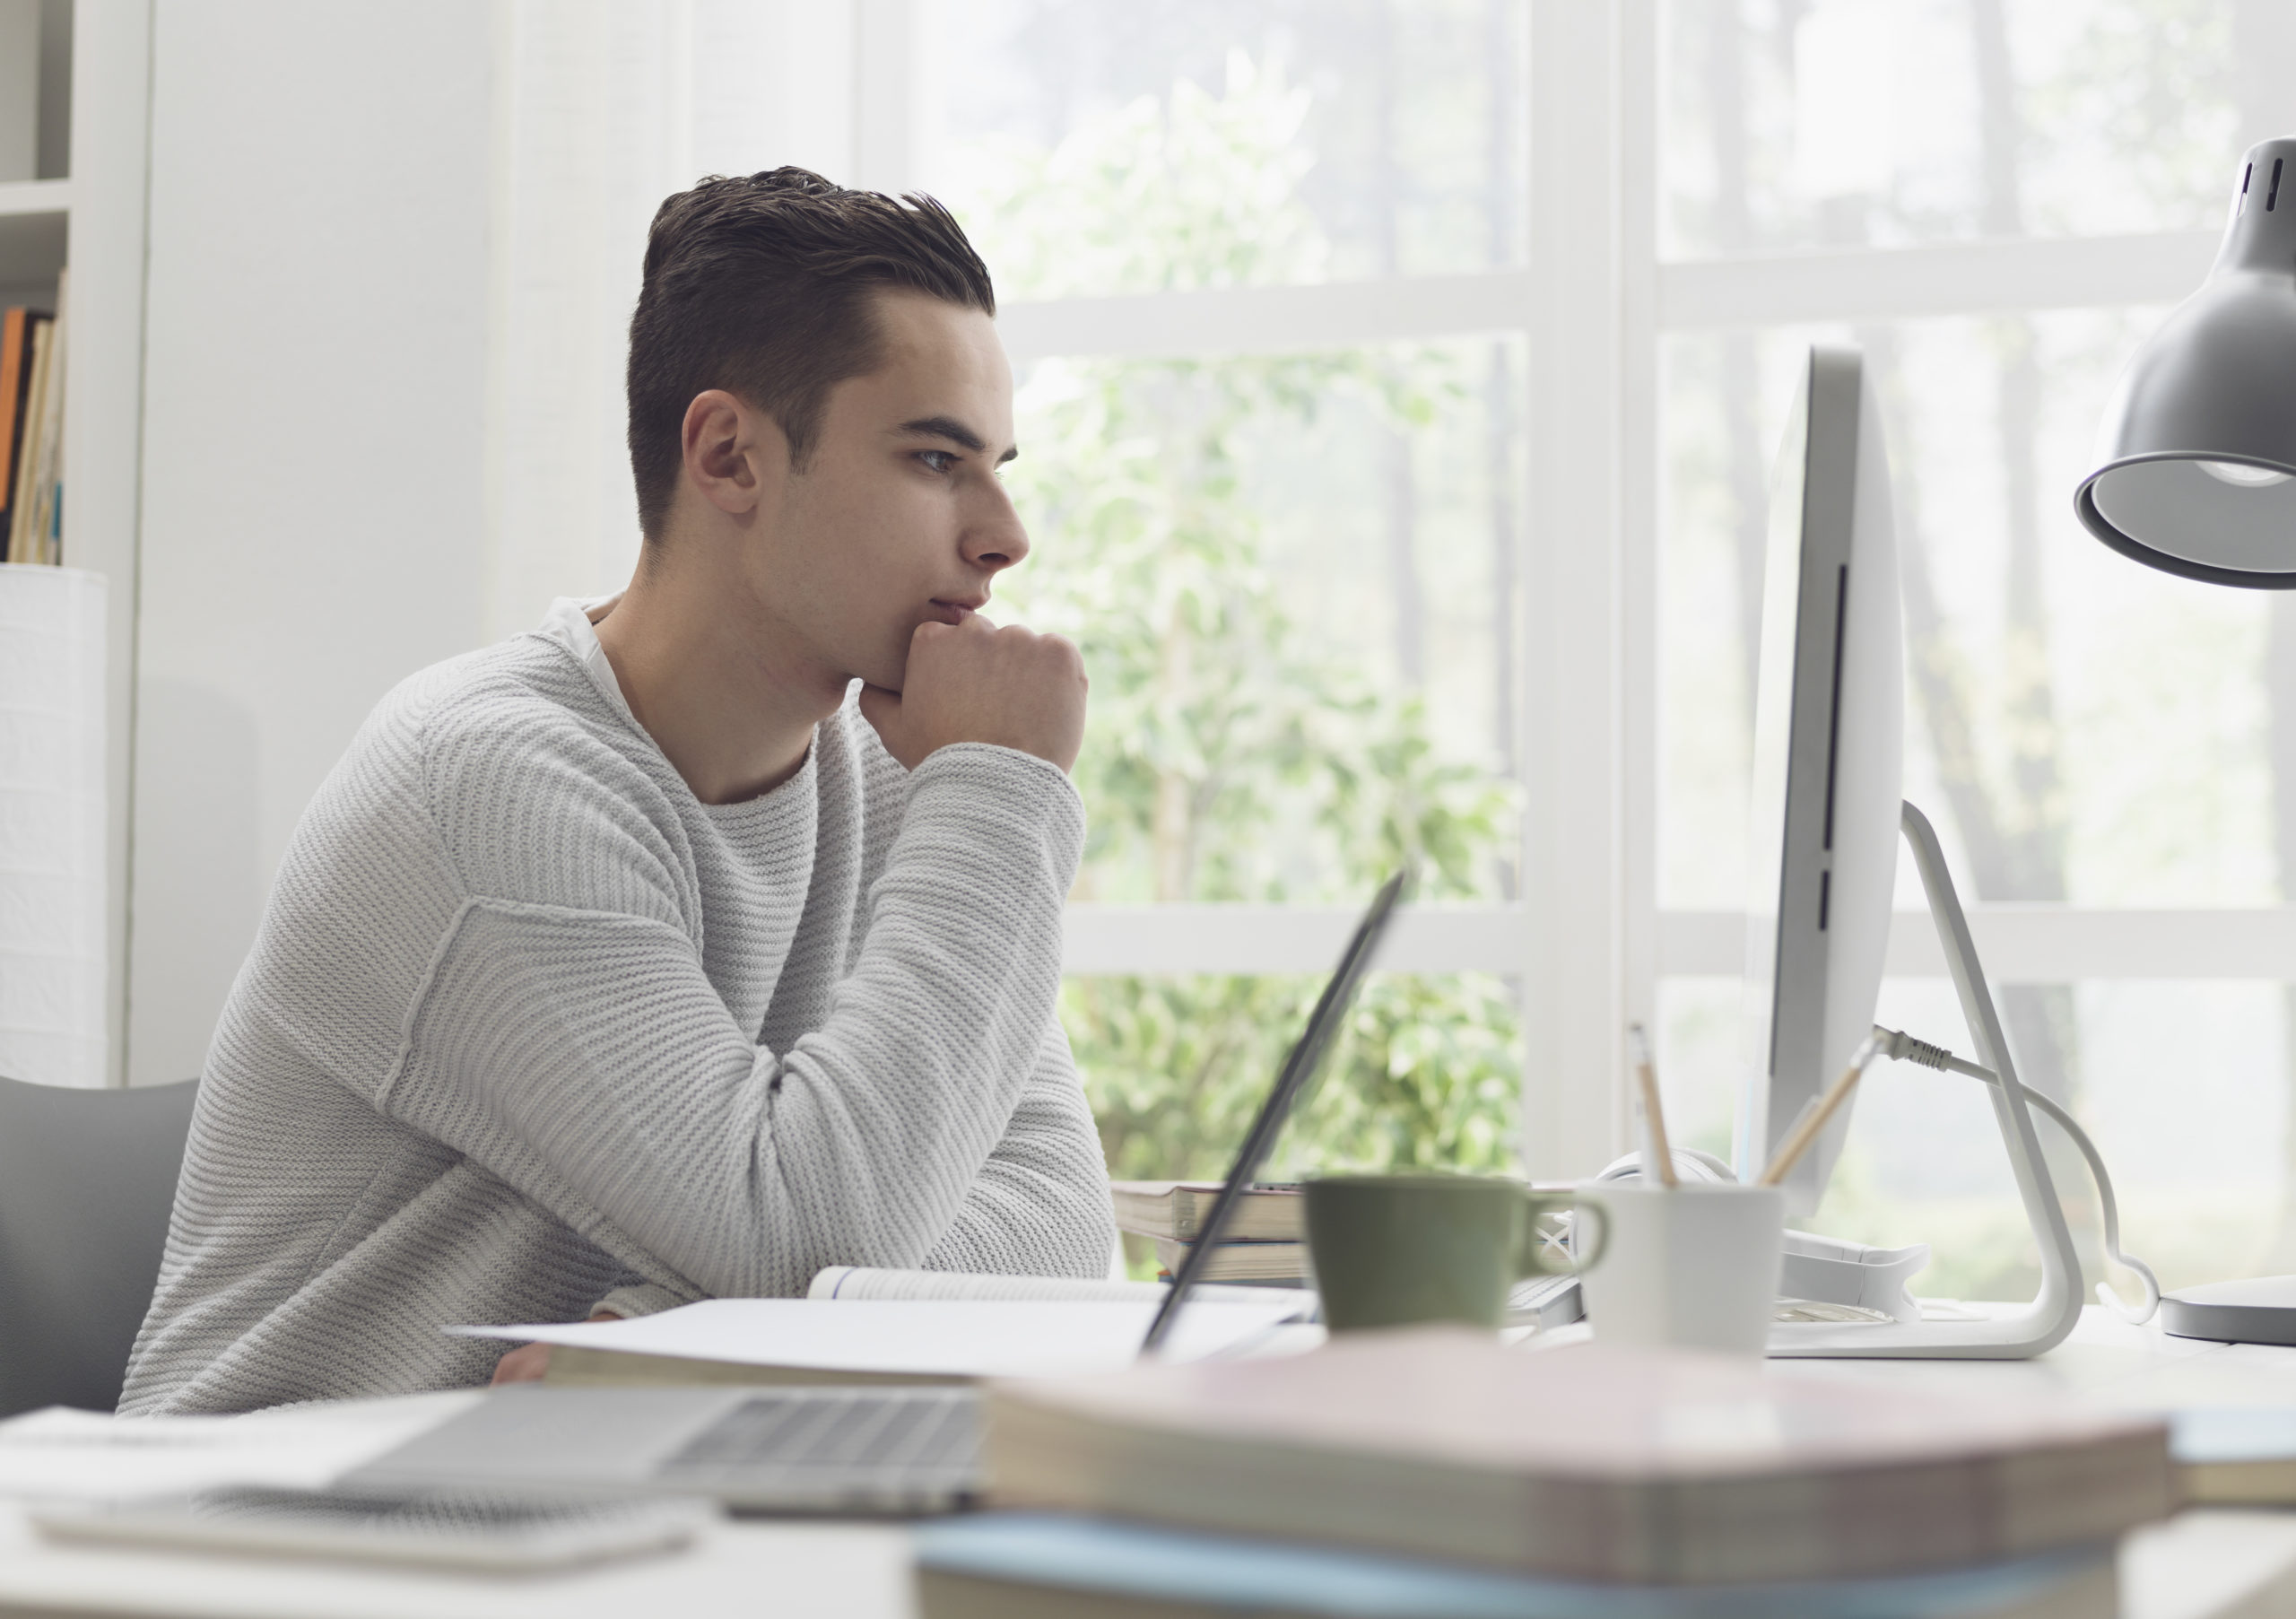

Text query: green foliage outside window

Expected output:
[960,60,1526,1183]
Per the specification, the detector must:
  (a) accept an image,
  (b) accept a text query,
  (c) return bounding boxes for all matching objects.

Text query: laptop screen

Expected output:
[1136,870,1408,1355]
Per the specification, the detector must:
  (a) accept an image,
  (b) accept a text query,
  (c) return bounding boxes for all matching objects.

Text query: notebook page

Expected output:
[806,1265,1316,1317]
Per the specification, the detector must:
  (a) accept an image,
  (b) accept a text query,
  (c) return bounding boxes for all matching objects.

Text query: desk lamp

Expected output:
[2077,135,2296,1343]
[2078,136,2296,582]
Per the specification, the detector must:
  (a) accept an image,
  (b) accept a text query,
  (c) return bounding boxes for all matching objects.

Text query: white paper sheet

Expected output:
[0,1391,483,1502]
[448,1297,1304,1379]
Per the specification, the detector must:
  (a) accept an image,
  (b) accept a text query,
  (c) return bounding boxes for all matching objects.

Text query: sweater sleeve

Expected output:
[593,1023,1115,1315]
[919,1018,1118,1278]
[379,738,1085,1302]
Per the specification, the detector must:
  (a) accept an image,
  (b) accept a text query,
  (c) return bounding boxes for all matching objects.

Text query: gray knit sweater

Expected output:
[119,599,1115,1415]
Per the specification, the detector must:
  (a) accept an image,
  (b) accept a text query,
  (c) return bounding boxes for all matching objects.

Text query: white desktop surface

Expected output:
[3,1308,2296,1619]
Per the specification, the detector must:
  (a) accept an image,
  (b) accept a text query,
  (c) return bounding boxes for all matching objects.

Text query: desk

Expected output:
[0,1507,914,1619]
[4,1308,2296,1619]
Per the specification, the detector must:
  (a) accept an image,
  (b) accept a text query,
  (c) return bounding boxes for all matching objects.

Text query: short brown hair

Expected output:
[625,167,996,535]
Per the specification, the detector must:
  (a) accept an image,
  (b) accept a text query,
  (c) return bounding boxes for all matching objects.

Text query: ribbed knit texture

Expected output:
[119,600,1113,1415]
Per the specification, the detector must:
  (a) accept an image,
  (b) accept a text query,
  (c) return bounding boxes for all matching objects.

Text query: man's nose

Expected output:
[963,485,1031,572]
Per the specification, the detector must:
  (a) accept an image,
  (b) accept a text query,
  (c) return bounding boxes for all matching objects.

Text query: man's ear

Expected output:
[679,389,784,518]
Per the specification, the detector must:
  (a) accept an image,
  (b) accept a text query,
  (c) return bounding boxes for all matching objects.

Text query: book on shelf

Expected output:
[913,1514,2120,1619]
[22,275,64,563]
[2,276,65,566]
[978,1327,2174,1587]
[1152,1236,1306,1284]
[1112,1179,1301,1243]
[0,306,31,520]
[4,315,49,561]
[0,306,48,557]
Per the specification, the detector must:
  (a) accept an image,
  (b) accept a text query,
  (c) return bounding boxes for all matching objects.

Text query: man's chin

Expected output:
[850,658,907,698]
[835,631,917,698]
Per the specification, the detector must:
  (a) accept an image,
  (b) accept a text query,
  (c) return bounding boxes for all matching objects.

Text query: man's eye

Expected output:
[918,450,957,474]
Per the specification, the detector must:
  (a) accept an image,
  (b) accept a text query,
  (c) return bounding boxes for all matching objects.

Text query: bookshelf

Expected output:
[8,1,152,1084]
[13,6,508,1084]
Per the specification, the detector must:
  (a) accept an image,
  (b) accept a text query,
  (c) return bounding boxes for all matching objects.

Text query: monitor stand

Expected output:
[1766,800,2084,1361]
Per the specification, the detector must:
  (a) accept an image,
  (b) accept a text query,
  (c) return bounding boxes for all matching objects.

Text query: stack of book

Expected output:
[916,1327,2176,1618]
[1111,1179,1305,1286]
[0,282,65,566]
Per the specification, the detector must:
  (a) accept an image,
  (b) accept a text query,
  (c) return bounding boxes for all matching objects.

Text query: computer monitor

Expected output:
[1735,344,1904,1214]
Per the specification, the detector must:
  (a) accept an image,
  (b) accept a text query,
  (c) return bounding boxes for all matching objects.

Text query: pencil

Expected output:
[1758,1054,1866,1187]
[1628,1023,1678,1188]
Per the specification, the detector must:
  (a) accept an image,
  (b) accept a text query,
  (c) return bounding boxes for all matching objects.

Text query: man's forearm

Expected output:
[919,1032,1115,1279]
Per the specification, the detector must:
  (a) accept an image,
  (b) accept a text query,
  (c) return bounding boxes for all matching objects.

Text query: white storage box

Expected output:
[0,565,106,1086]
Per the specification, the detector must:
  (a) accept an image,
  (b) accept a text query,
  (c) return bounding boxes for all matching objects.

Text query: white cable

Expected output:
[1871,1025,2161,1324]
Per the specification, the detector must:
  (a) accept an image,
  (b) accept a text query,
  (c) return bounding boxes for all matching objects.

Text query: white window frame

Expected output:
[849,0,2287,1180]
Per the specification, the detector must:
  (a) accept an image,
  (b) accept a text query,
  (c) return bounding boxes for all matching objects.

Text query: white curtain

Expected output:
[485,0,866,641]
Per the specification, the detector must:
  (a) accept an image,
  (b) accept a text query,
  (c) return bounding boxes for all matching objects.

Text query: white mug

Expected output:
[1572,1182,1786,1355]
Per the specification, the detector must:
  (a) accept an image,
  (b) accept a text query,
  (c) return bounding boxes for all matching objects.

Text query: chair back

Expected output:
[0,1075,198,1414]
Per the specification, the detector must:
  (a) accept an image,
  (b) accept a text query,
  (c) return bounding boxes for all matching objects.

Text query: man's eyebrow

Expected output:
[899,415,1018,464]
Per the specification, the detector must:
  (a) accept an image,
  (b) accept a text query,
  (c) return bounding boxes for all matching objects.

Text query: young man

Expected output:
[120,169,1117,1416]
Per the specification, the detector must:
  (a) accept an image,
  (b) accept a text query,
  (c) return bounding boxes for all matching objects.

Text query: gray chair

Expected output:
[0,1075,198,1415]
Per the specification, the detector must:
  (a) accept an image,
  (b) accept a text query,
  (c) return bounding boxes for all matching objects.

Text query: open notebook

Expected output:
[451,1288,1311,1388]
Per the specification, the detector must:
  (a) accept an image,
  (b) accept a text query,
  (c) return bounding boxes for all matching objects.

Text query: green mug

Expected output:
[1302,1174,1607,1332]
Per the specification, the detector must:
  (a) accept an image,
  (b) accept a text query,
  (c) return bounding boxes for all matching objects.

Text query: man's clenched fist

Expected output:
[858,617,1088,773]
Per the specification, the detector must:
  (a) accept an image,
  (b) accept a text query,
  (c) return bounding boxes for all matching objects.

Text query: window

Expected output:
[492,2,2296,1292]
[1656,0,2296,1301]
[915,6,1532,1182]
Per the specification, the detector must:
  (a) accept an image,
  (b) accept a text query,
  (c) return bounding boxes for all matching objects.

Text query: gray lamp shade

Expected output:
[2076,135,2296,588]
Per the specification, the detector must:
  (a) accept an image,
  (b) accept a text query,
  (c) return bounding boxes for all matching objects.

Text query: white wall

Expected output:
[127,1,493,1084]
[65,0,155,1086]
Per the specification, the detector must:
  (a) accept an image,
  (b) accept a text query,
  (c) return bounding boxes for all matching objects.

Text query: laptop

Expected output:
[341,873,1409,1515]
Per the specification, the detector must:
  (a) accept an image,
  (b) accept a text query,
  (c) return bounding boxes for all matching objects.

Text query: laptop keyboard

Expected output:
[651,1388,980,1490]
